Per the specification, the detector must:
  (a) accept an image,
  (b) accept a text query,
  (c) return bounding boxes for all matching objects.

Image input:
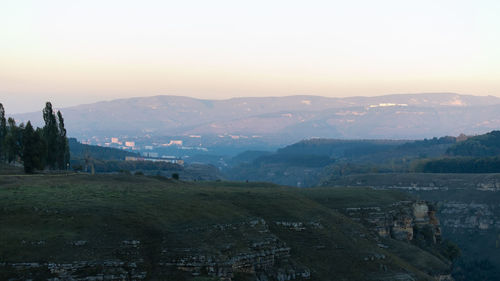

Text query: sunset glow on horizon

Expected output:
[1,0,500,113]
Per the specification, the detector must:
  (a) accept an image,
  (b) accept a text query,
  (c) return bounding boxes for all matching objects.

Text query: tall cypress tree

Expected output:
[43,102,59,169]
[35,127,48,169]
[5,118,22,163]
[56,110,70,169]
[0,103,6,162]
[22,121,45,173]
[22,121,36,173]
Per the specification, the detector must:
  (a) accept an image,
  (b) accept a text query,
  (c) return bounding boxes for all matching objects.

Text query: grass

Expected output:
[0,173,450,280]
[322,172,500,190]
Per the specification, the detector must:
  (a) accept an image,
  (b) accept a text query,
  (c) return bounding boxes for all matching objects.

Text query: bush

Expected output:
[440,239,461,261]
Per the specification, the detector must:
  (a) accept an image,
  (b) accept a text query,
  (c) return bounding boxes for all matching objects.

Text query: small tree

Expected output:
[440,239,461,261]
[172,173,179,180]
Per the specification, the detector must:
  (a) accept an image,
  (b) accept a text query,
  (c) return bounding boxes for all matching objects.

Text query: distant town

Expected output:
[77,133,274,168]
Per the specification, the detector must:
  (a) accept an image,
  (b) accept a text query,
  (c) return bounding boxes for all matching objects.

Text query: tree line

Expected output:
[0,102,70,173]
[413,156,500,173]
[446,130,500,157]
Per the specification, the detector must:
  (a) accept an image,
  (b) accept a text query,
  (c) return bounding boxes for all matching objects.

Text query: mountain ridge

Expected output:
[12,93,500,144]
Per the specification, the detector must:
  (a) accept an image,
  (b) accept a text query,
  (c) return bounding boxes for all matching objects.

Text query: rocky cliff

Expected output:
[322,173,500,280]
[341,201,442,245]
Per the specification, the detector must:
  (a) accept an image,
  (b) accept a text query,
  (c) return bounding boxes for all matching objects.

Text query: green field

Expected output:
[0,173,452,280]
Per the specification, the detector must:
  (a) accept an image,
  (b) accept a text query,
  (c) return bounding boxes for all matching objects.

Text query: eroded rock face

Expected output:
[1,219,312,281]
[476,181,500,191]
[342,201,441,244]
[159,219,310,280]
[0,260,147,281]
[440,202,500,230]
[413,203,429,223]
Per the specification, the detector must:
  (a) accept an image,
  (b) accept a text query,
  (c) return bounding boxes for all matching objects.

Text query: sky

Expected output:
[1,0,500,113]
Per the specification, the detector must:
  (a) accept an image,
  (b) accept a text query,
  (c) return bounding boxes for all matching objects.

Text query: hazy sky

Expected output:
[1,0,500,113]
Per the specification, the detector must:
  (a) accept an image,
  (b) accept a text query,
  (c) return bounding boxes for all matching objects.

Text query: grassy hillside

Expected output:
[0,174,451,280]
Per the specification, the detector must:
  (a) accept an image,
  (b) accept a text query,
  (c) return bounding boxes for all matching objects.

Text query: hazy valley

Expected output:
[2,93,500,281]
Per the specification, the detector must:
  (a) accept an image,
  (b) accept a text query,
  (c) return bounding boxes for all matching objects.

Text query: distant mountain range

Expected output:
[13,93,500,144]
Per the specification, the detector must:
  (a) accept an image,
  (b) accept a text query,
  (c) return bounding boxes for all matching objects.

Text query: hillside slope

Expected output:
[0,174,453,280]
[226,137,457,187]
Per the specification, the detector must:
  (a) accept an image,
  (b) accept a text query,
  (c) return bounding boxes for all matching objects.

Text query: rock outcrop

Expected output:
[342,201,442,244]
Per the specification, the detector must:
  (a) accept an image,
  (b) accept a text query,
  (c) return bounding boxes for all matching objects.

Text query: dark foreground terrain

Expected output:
[323,173,500,280]
[0,173,454,280]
